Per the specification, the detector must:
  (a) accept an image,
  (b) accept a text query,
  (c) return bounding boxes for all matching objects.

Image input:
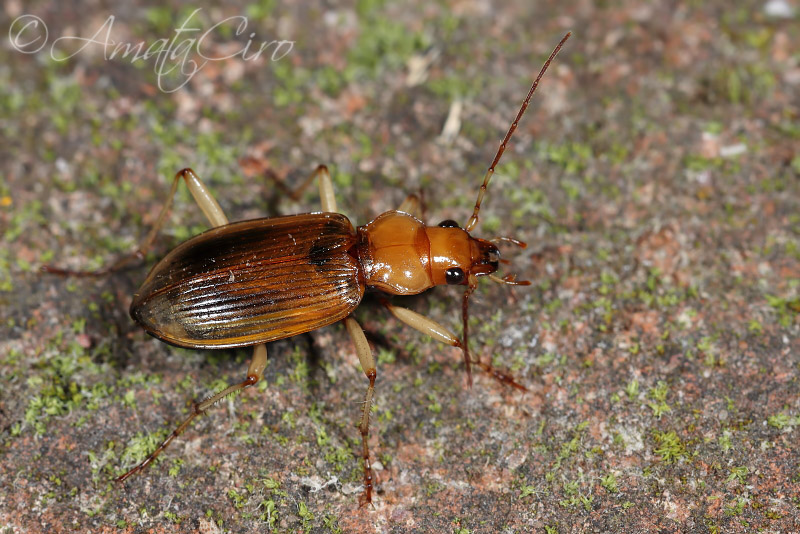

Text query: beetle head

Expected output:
[426,220,501,287]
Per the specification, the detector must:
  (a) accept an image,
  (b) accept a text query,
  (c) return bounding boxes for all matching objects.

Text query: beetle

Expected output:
[45,33,570,505]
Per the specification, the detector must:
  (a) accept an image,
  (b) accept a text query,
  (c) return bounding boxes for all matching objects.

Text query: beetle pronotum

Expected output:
[45,32,570,505]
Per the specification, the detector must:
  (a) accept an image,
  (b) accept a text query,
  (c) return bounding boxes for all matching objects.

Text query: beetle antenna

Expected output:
[465,31,571,233]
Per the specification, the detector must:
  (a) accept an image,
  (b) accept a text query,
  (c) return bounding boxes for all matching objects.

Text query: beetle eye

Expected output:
[445,267,465,285]
[438,219,460,228]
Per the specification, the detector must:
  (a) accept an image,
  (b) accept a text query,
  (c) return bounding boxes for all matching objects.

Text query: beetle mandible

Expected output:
[45,32,570,505]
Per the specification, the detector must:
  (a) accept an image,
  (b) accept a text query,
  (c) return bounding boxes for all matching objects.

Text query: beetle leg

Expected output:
[383,302,462,347]
[43,168,228,277]
[258,164,336,211]
[134,168,229,252]
[344,317,377,506]
[382,302,527,391]
[313,165,337,213]
[116,344,268,482]
[396,194,423,219]
[114,172,273,482]
[176,168,229,227]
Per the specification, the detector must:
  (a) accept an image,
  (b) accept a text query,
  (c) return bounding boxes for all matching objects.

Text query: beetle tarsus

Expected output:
[115,409,195,483]
[461,282,477,388]
[115,351,267,483]
[41,254,139,278]
[471,359,528,392]
[358,370,377,506]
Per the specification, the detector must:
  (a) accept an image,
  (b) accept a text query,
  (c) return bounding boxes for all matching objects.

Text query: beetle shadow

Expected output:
[358,292,434,366]
[69,272,144,373]
[257,168,327,218]
[300,332,324,397]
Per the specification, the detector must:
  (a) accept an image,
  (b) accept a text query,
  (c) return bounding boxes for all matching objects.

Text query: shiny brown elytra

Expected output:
[44,32,570,505]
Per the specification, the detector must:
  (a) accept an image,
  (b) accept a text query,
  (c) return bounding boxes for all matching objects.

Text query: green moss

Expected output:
[767,412,800,430]
[558,478,593,510]
[315,426,330,447]
[424,480,444,496]
[121,389,137,409]
[297,501,314,531]
[426,392,442,414]
[707,61,777,106]
[519,485,539,499]
[647,381,672,419]
[323,445,351,473]
[426,75,477,101]
[289,345,310,384]
[542,141,594,174]
[118,429,171,472]
[347,10,430,81]
[726,466,748,484]
[725,497,748,516]
[600,473,618,493]
[653,430,687,463]
[624,379,639,401]
[19,335,108,436]
[259,499,278,528]
[5,199,45,243]
[765,294,799,328]
[718,431,733,452]
[553,422,588,469]
[376,347,396,365]
[228,487,247,509]
[168,458,183,477]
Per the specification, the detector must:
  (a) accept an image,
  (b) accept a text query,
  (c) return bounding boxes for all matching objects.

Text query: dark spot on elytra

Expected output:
[308,243,330,267]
